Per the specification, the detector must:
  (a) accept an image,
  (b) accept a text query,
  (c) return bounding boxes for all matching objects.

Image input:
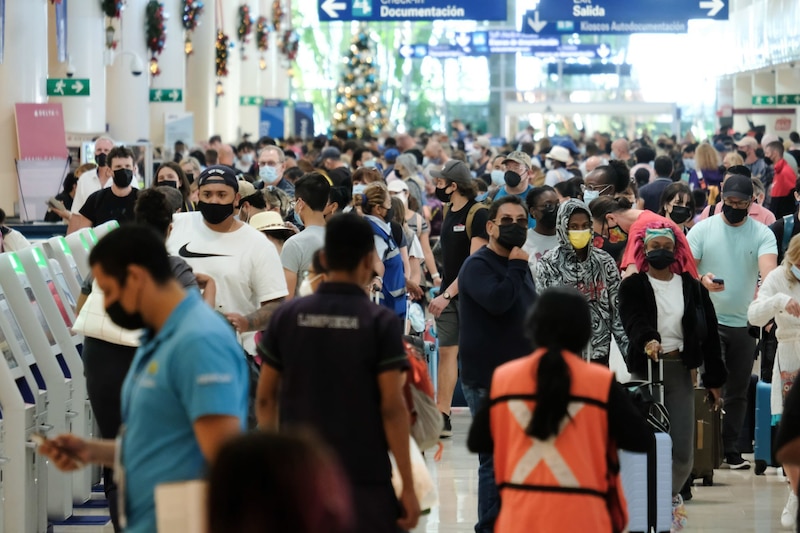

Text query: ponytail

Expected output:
[527,346,572,440]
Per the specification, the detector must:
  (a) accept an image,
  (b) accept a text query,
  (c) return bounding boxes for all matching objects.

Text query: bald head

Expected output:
[396,133,415,152]
[218,144,235,166]
[611,139,630,158]
[585,155,606,173]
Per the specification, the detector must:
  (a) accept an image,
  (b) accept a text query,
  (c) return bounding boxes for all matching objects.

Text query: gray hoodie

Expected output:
[535,199,629,364]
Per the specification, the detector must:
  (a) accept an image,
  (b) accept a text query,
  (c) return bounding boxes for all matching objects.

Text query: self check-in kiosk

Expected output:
[42,237,84,306]
[16,246,93,505]
[0,285,51,533]
[0,252,80,520]
[64,229,95,281]
[92,220,119,241]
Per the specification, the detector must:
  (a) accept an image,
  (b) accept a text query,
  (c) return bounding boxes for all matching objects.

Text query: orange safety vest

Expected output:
[490,348,619,533]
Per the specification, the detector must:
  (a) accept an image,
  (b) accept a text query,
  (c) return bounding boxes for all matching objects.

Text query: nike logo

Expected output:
[178,243,231,258]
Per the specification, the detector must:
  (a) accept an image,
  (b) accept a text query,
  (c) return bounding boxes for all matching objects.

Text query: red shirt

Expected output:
[771,159,796,197]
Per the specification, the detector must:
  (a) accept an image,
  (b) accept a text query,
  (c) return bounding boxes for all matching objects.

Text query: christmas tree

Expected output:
[332,25,389,138]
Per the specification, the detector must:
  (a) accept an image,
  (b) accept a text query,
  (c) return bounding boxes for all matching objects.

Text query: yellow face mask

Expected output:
[568,229,592,250]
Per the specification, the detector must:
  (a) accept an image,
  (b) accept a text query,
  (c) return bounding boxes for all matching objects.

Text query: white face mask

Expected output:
[297,273,323,297]
[545,159,554,170]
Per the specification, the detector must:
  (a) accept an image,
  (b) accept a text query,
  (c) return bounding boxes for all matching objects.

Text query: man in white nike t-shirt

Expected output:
[167,165,288,354]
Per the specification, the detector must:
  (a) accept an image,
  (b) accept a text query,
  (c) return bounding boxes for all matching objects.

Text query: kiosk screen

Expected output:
[0,295,32,358]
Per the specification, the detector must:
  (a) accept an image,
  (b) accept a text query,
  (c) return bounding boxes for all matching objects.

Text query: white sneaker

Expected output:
[781,489,798,529]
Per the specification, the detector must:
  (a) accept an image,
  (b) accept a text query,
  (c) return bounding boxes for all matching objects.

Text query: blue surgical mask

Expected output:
[683,158,696,171]
[791,265,800,281]
[293,210,303,227]
[490,170,505,186]
[583,189,600,204]
[352,184,366,195]
[362,159,377,168]
[259,165,279,184]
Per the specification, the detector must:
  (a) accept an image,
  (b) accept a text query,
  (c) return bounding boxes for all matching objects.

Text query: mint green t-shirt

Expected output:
[688,215,777,327]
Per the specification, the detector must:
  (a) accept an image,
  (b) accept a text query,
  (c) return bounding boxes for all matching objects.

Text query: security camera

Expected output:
[66,63,75,78]
[130,55,144,77]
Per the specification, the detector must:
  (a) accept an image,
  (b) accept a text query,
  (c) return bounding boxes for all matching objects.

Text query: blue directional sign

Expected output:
[399,30,610,60]
[547,63,632,76]
[294,102,315,139]
[521,0,727,35]
[259,100,285,139]
[319,0,507,21]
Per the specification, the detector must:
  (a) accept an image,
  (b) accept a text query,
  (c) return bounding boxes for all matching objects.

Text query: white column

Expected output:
[49,0,106,134]
[239,3,261,139]
[0,0,49,215]
[106,0,150,143]
[733,74,752,133]
[149,0,187,148]
[259,0,272,103]
[185,8,216,144]
[214,2,242,142]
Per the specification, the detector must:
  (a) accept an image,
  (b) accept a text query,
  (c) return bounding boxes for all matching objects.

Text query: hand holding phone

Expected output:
[711,278,724,285]
[33,432,87,470]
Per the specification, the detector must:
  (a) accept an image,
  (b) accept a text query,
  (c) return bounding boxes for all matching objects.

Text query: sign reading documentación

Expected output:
[318,0,506,22]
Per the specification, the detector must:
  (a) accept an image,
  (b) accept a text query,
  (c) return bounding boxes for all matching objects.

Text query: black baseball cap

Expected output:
[724,165,751,178]
[722,174,753,201]
[197,165,239,192]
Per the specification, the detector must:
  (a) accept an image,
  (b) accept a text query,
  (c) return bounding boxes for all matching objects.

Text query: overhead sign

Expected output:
[240,96,265,106]
[46,78,90,97]
[752,94,800,106]
[318,0,506,22]
[546,63,632,76]
[523,10,689,34]
[399,30,608,59]
[149,89,183,103]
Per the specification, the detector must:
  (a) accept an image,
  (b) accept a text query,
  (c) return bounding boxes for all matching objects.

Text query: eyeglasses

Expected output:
[723,198,749,209]
[493,216,528,229]
[582,184,612,193]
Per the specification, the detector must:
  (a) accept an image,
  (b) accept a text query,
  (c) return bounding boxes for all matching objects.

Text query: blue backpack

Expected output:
[368,220,407,319]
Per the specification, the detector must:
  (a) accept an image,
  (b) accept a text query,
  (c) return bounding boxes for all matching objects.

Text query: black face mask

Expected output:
[95,153,108,167]
[722,203,748,224]
[197,201,235,224]
[764,157,774,166]
[435,186,452,203]
[394,169,403,179]
[496,224,528,250]
[112,168,133,188]
[185,172,195,184]
[669,205,692,225]
[538,206,558,229]
[106,300,145,330]
[596,234,627,262]
[737,150,747,160]
[157,180,178,188]
[645,248,676,270]
[504,170,522,188]
[383,207,395,224]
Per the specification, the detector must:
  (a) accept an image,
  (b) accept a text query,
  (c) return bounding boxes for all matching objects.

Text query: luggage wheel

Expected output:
[755,460,768,475]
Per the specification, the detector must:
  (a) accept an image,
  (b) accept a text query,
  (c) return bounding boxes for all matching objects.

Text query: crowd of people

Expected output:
[32,123,800,533]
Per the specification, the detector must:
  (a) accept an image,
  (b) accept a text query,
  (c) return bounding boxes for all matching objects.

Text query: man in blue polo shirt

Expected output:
[256,213,420,533]
[39,225,248,533]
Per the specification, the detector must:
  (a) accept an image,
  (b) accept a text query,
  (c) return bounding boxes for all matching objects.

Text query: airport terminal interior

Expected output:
[2,0,800,532]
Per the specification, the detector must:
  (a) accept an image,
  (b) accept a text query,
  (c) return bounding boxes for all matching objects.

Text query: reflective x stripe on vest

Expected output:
[507,399,585,488]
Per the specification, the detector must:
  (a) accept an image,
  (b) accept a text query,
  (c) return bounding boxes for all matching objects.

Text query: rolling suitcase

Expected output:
[619,359,673,533]
[754,379,779,474]
[690,388,723,486]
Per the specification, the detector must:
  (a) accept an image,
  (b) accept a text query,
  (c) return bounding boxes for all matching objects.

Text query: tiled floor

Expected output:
[54,408,796,532]
[413,409,797,533]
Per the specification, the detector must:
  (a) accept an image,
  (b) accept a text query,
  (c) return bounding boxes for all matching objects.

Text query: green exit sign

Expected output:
[752,94,800,106]
[47,78,90,96]
[240,96,264,106]
[149,89,183,102]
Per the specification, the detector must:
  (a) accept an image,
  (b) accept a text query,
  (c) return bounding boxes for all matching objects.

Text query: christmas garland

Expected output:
[101,0,124,18]
[272,0,284,32]
[256,16,270,70]
[182,0,203,31]
[237,4,253,45]
[145,1,166,76]
[278,30,298,61]
[182,0,204,55]
[215,31,230,77]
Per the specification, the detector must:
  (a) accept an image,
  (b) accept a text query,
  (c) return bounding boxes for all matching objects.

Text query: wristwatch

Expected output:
[443,291,452,300]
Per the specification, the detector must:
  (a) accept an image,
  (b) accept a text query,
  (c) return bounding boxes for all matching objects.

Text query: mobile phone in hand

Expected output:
[711,278,724,285]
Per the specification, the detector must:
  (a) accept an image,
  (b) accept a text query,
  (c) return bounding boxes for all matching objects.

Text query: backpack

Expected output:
[367,219,407,318]
[402,337,442,451]
[442,202,489,241]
